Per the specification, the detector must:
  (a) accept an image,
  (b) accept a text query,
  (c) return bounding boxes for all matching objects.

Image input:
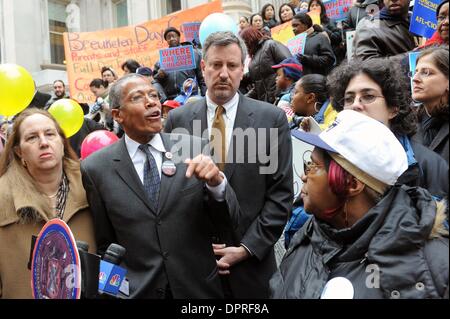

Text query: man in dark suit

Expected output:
[164,31,293,298]
[81,73,240,298]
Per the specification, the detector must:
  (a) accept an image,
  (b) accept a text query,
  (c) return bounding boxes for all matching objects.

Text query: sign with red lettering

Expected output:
[287,33,307,55]
[182,22,201,44]
[323,0,353,21]
[159,45,196,72]
[63,1,222,103]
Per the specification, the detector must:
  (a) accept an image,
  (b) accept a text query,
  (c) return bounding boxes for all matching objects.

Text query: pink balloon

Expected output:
[80,130,119,160]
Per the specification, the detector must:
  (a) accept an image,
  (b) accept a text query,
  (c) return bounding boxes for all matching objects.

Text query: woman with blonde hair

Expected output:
[0,108,96,298]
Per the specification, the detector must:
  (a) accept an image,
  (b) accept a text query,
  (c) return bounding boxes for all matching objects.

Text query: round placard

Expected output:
[31,219,81,299]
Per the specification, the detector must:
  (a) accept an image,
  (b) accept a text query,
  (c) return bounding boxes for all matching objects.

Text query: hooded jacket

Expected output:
[271,185,449,299]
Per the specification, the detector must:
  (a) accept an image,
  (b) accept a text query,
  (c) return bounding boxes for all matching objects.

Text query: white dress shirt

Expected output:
[205,93,254,256]
[206,92,239,154]
[124,133,226,201]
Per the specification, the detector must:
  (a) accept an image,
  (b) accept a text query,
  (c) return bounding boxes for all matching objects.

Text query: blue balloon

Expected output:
[199,13,239,46]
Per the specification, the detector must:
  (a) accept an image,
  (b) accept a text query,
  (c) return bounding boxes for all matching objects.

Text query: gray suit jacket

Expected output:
[81,133,239,298]
[165,94,293,298]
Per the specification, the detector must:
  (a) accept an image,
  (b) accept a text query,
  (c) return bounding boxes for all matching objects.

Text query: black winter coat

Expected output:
[343,0,379,30]
[399,140,449,200]
[298,31,335,75]
[270,185,449,299]
[247,39,292,104]
[413,109,449,164]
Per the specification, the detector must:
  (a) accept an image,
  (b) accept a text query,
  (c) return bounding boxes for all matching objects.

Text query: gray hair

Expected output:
[202,31,247,65]
[109,73,147,109]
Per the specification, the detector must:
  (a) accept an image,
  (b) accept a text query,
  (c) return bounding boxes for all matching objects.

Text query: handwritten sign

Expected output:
[271,22,295,45]
[409,0,440,38]
[287,33,307,55]
[159,45,196,72]
[182,22,201,44]
[63,1,222,103]
[322,0,353,22]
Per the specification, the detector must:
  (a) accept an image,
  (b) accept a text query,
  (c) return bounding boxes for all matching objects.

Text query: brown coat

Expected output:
[0,159,96,299]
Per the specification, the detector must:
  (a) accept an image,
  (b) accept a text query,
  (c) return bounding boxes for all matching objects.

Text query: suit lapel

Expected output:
[188,100,208,139]
[157,133,186,215]
[112,139,157,215]
[225,95,254,180]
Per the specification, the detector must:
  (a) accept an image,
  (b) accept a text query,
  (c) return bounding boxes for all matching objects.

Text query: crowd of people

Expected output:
[0,0,448,299]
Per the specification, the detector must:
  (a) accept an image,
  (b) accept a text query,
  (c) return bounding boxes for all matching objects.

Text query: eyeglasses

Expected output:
[303,150,323,175]
[129,92,160,104]
[437,14,448,22]
[408,68,432,79]
[342,94,385,107]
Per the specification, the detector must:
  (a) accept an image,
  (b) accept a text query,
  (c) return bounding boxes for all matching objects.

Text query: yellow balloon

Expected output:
[48,99,84,138]
[0,64,35,116]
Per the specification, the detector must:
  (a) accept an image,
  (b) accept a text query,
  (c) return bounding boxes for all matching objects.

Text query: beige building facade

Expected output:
[0,0,287,93]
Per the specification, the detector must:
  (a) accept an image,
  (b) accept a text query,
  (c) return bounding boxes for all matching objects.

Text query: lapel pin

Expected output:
[165,152,173,160]
[162,160,176,176]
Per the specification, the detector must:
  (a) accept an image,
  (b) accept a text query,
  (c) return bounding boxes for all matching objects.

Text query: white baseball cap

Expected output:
[292,110,408,194]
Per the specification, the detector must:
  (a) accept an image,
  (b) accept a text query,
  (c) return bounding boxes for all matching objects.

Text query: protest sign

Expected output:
[63,0,222,103]
[291,119,321,200]
[182,22,201,44]
[287,33,307,55]
[271,22,295,45]
[323,0,353,21]
[159,45,196,72]
[409,0,440,38]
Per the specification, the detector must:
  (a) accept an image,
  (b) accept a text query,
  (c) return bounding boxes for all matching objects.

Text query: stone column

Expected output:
[1,0,16,63]
[221,0,253,23]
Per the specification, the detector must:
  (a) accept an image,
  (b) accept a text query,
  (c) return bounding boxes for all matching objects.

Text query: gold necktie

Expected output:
[210,105,226,171]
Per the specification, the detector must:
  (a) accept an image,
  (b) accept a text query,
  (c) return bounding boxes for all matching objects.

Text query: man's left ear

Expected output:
[111,108,122,125]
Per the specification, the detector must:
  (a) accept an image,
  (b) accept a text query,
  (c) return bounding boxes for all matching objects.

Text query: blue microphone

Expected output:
[98,243,128,297]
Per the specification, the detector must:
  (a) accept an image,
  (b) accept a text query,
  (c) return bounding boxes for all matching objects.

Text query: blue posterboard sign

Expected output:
[323,0,353,21]
[409,0,440,38]
[159,45,196,72]
[287,33,307,55]
[31,219,81,299]
[409,51,420,92]
[182,22,201,44]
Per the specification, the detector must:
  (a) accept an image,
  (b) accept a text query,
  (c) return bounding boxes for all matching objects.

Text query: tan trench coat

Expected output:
[0,159,96,299]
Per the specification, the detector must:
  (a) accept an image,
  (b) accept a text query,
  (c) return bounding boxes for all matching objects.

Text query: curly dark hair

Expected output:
[327,58,417,137]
